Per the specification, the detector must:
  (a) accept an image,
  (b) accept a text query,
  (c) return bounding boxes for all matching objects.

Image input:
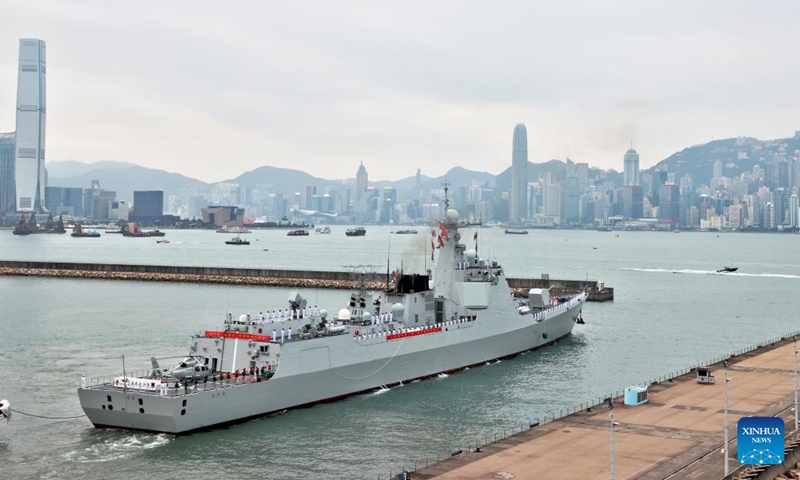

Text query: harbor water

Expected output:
[0,227,797,479]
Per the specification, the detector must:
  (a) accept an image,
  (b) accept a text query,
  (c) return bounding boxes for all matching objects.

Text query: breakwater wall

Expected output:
[0,261,612,300]
[0,261,388,290]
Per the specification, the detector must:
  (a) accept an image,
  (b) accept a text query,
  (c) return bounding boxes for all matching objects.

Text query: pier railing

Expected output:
[383,329,800,480]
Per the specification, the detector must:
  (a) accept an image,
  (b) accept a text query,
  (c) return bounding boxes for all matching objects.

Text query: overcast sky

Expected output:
[1,1,798,183]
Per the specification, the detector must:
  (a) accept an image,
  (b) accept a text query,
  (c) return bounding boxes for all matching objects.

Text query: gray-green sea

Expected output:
[0,227,797,479]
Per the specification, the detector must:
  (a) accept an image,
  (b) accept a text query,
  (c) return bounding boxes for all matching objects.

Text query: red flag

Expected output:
[439,221,449,239]
[473,231,478,241]
[438,234,444,248]
[431,239,435,260]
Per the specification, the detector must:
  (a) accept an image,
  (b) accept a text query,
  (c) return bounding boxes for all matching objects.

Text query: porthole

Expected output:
[139,408,145,414]
[181,409,186,416]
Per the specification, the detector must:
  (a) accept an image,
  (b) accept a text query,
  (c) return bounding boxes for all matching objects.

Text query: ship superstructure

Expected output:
[78,196,587,434]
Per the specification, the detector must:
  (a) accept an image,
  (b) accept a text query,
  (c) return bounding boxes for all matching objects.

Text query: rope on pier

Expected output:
[11,408,85,420]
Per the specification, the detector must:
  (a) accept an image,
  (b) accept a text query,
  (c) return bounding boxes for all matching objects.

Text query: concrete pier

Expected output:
[0,261,612,300]
[407,332,800,480]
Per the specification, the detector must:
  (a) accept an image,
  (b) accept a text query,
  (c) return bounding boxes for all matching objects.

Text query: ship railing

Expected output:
[391,328,800,480]
[85,371,266,395]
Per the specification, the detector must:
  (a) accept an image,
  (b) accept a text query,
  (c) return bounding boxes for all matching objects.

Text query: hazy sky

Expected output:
[1,1,798,183]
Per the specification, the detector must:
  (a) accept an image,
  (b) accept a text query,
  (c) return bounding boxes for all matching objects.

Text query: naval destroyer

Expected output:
[78,197,587,434]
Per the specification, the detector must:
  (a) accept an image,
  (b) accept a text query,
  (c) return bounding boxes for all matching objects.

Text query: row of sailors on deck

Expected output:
[258,306,320,324]
[356,317,472,341]
[371,312,394,325]
[272,328,294,342]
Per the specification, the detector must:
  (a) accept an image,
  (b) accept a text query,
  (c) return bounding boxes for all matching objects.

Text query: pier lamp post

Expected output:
[794,336,798,431]
[606,397,615,480]
[723,359,729,476]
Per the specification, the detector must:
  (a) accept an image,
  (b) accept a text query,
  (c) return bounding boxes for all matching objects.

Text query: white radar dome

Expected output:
[465,249,477,265]
[446,209,459,221]
[319,309,328,319]
[338,308,351,321]
[362,312,372,323]
[391,303,405,319]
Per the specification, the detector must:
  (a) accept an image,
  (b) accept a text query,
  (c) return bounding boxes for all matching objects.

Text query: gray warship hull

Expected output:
[78,293,584,434]
[78,203,587,434]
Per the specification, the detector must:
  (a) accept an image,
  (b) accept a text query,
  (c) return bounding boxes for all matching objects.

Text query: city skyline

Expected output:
[1,2,799,182]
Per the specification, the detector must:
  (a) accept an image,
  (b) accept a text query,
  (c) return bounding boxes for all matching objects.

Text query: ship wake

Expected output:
[63,433,171,463]
[622,268,800,279]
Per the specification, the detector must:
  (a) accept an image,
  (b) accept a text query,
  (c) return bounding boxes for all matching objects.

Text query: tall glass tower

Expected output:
[15,38,47,212]
[623,147,640,186]
[510,124,528,223]
[355,162,368,201]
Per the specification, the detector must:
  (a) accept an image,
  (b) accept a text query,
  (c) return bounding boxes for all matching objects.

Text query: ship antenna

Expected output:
[386,234,391,292]
[442,180,450,211]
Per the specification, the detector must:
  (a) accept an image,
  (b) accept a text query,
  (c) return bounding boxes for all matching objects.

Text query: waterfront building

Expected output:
[789,193,799,227]
[201,206,244,227]
[622,185,643,220]
[14,39,48,212]
[623,147,640,187]
[131,190,164,222]
[0,132,15,214]
[564,174,581,224]
[658,184,680,226]
[510,124,528,223]
[44,186,63,214]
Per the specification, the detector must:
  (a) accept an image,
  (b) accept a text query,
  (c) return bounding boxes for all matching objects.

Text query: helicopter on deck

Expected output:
[150,356,211,383]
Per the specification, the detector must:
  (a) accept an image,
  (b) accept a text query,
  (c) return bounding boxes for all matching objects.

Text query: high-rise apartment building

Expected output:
[623,148,640,186]
[15,39,47,212]
[0,132,15,214]
[510,124,528,223]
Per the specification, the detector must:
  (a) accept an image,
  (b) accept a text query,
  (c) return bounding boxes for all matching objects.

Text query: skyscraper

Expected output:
[355,162,368,201]
[623,147,640,186]
[0,132,15,214]
[15,38,47,212]
[510,124,528,223]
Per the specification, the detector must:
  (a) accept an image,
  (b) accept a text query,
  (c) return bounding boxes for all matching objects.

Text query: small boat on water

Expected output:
[597,227,613,232]
[225,235,250,245]
[315,226,331,234]
[287,229,309,236]
[345,227,366,237]
[504,229,528,235]
[717,266,738,273]
[123,222,165,237]
[392,229,418,234]
[71,223,101,238]
[156,239,170,244]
